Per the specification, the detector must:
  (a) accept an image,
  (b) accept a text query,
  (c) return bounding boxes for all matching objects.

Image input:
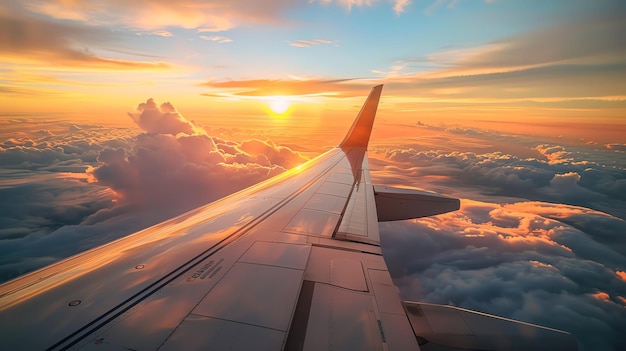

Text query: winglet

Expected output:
[339,85,383,149]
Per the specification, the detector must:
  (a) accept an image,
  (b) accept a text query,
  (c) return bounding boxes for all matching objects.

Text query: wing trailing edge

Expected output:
[403,301,579,351]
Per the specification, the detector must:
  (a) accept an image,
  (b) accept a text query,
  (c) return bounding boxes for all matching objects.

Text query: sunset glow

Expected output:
[2,1,626,349]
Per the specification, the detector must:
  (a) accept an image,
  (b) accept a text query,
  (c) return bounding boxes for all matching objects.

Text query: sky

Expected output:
[1,0,626,350]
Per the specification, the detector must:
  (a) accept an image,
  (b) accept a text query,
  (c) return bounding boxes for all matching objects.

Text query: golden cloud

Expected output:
[24,0,296,31]
[0,15,171,71]
[200,78,374,98]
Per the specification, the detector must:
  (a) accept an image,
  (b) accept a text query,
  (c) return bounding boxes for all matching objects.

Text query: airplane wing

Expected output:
[0,85,577,350]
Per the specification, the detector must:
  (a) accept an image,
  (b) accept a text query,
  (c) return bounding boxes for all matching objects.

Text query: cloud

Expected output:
[22,0,296,31]
[129,98,204,135]
[376,136,626,219]
[535,144,573,164]
[392,0,411,14]
[0,14,170,70]
[151,30,173,37]
[367,123,626,350]
[199,35,233,43]
[289,39,337,48]
[456,13,626,71]
[411,6,626,78]
[1,109,625,351]
[369,9,626,105]
[606,143,626,152]
[200,78,372,98]
[91,99,308,212]
[309,0,411,14]
[379,199,626,351]
[0,121,139,282]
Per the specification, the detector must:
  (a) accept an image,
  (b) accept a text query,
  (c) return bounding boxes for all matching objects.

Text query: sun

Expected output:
[268,97,290,114]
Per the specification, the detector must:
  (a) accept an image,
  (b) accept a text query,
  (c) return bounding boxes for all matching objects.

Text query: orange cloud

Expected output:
[0,15,170,71]
[24,0,294,31]
[503,202,613,220]
[606,143,626,152]
[591,291,611,302]
[200,78,373,98]
[91,98,308,209]
[616,271,626,283]
[366,14,626,110]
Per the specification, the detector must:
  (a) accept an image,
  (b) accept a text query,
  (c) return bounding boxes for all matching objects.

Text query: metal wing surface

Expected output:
[0,85,577,351]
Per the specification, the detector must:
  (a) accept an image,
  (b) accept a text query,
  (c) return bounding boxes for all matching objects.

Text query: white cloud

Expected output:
[199,35,233,43]
[289,39,337,48]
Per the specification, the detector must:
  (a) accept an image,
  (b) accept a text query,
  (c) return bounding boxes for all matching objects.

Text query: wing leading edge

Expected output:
[0,85,577,351]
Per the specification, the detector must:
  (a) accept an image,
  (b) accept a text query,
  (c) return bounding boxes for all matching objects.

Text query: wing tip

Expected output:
[339,85,384,149]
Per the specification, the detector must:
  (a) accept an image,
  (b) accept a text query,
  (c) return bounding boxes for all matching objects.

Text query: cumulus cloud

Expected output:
[91,98,307,213]
[129,98,204,135]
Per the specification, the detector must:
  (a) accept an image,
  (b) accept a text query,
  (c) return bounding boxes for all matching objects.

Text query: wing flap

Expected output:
[292,245,420,351]
[374,185,460,222]
[403,301,578,350]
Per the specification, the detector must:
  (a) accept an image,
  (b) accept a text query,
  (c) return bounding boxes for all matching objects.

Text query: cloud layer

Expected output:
[368,124,626,350]
[0,102,307,281]
[373,126,626,219]
[380,200,626,351]
[2,104,625,350]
